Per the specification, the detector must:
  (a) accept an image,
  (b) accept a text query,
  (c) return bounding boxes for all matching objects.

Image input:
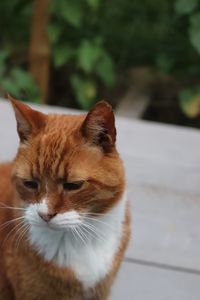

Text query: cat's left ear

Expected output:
[8,95,46,142]
[81,100,116,152]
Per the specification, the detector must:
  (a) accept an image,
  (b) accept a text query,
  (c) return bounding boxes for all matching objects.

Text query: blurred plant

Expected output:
[48,0,115,109]
[0,50,39,102]
[175,0,200,118]
[1,0,200,116]
[180,88,200,118]
[0,1,40,102]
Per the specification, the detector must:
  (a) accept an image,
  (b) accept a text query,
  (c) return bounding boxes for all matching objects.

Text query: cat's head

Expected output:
[9,96,125,234]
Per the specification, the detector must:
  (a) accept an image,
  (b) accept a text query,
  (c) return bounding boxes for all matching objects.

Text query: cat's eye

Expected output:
[23,180,38,190]
[63,181,84,191]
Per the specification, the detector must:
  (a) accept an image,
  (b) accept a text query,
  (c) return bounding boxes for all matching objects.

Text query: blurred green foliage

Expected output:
[0,0,200,113]
[0,1,40,102]
[48,0,116,109]
[174,0,200,117]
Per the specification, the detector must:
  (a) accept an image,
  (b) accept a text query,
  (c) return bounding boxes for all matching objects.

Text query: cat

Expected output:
[0,96,131,300]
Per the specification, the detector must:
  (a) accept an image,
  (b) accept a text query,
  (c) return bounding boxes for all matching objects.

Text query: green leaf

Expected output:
[70,75,97,109]
[11,68,34,88]
[189,13,200,54]
[47,23,62,44]
[77,40,102,73]
[2,68,40,102]
[179,88,200,118]
[175,0,198,15]
[86,0,100,11]
[53,45,75,68]
[1,78,19,96]
[59,0,83,27]
[96,52,116,86]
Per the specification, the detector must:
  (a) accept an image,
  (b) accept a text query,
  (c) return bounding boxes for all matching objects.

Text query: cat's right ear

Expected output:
[81,100,116,152]
[8,95,46,142]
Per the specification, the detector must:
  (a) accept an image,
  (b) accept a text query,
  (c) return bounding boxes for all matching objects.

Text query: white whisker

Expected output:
[0,202,26,211]
[82,222,107,243]
[71,226,78,243]
[15,223,30,250]
[0,216,26,231]
[82,216,115,230]
[80,212,118,218]
[79,224,97,242]
[74,226,87,246]
[2,220,25,247]
[78,226,90,243]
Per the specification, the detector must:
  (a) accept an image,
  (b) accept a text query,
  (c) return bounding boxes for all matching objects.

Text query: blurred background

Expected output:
[1,2,200,299]
[1,0,200,127]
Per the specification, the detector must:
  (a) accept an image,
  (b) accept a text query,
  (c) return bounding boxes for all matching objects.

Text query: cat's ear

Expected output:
[8,95,46,142]
[81,100,116,152]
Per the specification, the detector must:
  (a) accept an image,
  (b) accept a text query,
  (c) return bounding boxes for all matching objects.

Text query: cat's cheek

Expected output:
[25,203,41,226]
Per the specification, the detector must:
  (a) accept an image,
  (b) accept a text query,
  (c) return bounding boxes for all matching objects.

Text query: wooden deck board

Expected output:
[111,261,200,300]
[126,185,200,270]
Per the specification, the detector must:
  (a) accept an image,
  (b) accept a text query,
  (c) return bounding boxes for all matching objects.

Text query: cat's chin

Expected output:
[23,194,127,289]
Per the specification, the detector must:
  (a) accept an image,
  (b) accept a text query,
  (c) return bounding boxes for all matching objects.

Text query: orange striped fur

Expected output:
[0,97,131,300]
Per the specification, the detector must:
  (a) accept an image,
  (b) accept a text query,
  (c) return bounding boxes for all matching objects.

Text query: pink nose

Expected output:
[38,212,56,222]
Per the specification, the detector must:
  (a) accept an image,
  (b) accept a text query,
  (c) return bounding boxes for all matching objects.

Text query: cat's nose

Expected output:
[38,212,57,222]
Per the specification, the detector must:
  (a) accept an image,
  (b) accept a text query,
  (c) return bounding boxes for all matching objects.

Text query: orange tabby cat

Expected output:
[0,96,130,300]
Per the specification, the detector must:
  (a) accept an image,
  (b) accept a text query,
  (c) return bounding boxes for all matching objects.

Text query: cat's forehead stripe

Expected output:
[34,141,41,177]
[35,133,68,177]
[53,144,68,177]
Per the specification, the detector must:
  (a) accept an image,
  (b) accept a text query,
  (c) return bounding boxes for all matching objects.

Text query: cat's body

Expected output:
[0,98,130,300]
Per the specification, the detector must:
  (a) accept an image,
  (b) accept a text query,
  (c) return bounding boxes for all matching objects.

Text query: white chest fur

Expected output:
[26,194,126,289]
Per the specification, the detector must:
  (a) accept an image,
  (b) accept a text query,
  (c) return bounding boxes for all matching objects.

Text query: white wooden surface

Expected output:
[112,261,200,300]
[1,99,200,300]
